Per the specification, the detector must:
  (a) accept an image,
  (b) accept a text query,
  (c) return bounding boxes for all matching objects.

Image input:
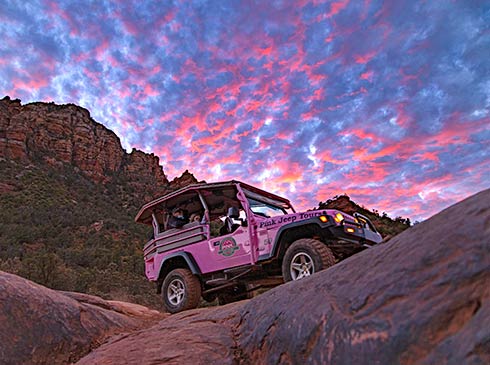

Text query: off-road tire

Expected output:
[161,268,202,313]
[282,238,336,282]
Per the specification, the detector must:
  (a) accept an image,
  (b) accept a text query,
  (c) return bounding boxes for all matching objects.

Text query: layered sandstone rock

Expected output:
[77,303,247,365]
[0,96,205,206]
[170,169,204,189]
[0,96,25,159]
[238,188,490,364]
[0,96,169,186]
[0,271,165,365]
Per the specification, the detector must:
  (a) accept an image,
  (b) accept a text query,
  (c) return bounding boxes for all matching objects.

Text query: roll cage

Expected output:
[135,180,295,234]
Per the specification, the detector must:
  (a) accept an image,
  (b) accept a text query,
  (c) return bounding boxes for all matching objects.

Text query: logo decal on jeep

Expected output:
[218,237,239,257]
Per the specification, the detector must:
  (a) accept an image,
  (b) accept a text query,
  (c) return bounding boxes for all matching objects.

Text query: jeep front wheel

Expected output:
[161,268,201,313]
[282,238,336,282]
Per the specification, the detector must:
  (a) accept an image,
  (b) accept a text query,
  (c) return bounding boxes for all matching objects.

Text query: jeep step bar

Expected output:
[202,275,284,296]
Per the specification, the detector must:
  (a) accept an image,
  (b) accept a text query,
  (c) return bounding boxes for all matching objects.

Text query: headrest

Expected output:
[227,206,239,219]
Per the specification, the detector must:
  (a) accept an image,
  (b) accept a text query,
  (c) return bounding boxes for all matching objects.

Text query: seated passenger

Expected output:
[167,207,189,228]
[189,213,202,223]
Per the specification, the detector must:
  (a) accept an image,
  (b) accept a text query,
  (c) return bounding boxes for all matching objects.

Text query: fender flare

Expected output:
[158,251,201,278]
[269,218,331,258]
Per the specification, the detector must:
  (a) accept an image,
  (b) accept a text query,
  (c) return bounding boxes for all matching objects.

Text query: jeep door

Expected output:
[200,187,254,269]
[208,216,252,265]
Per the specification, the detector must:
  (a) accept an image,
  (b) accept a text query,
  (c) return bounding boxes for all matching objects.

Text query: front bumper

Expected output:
[327,223,382,245]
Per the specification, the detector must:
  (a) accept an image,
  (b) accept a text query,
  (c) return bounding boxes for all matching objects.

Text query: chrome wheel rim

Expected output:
[167,278,185,305]
[290,252,314,280]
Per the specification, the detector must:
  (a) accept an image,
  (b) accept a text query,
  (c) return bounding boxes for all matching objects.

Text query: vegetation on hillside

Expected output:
[0,159,161,308]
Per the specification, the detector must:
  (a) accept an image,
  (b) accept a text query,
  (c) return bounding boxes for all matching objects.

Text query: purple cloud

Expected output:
[1,0,489,222]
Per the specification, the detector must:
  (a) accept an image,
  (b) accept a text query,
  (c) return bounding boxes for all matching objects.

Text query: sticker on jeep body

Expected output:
[218,237,240,257]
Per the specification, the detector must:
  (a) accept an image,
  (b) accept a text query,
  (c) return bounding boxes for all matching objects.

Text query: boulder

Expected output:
[0,272,165,365]
[237,188,490,364]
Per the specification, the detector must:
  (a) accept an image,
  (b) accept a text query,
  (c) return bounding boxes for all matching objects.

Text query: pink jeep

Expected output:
[135,180,382,313]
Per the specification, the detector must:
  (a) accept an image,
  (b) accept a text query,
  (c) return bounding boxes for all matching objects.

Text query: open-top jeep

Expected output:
[135,180,382,313]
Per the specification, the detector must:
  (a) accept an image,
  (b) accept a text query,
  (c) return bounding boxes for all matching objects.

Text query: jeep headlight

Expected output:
[334,212,344,223]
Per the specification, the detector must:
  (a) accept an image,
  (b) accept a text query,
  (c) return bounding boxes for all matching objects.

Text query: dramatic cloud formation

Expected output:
[1,0,489,221]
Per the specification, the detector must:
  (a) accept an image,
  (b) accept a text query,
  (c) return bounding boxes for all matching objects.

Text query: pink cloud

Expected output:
[327,0,350,18]
[360,70,374,81]
[354,51,377,64]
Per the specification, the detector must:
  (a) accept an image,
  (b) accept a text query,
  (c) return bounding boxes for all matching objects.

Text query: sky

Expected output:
[1,0,489,222]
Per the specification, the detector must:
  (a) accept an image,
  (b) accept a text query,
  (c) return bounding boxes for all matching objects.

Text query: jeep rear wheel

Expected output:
[162,268,201,313]
[282,238,336,282]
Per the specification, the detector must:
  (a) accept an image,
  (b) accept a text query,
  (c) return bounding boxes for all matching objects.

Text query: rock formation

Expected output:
[0,96,200,201]
[77,303,247,365]
[0,271,165,365]
[237,188,490,364]
[171,169,205,189]
[74,188,489,364]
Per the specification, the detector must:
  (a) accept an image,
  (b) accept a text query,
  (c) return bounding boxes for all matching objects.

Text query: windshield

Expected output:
[247,197,291,218]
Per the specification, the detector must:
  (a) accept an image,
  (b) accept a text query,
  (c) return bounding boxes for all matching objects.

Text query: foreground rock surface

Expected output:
[77,303,247,365]
[0,272,165,365]
[237,189,490,364]
[78,189,490,365]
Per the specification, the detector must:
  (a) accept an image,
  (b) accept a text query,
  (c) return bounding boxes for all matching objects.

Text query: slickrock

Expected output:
[76,303,247,365]
[237,189,490,364]
[0,272,166,365]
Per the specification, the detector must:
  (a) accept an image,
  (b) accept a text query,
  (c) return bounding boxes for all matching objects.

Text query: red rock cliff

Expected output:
[0,96,170,187]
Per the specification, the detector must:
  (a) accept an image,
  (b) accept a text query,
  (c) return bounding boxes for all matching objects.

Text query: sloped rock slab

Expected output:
[76,302,247,365]
[237,189,490,364]
[0,273,164,365]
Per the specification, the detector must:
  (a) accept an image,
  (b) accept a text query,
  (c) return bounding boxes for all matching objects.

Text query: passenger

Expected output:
[168,207,189,228]
[189,213,202,223]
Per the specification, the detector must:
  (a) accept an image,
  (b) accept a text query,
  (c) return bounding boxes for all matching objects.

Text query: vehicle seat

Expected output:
[219,207,240,235]
[220,217,235,235]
